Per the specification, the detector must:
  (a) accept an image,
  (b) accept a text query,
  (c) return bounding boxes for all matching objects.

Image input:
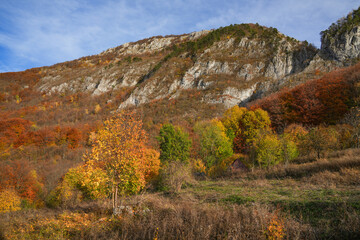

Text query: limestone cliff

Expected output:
[20,11,360,119]
[320,7,360,63]
[34,24,322,112]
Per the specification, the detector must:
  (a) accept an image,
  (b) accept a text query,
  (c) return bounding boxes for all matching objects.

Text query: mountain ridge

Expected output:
[1,9,360,122]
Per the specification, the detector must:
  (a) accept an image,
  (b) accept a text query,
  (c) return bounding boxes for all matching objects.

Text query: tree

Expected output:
[0,160,43,202]
[221,106,247,142]
[280,135,299,165]
[157,123,192,165]
[303,125,338,158]
[84,111,160,210]
[342,107,360,148]
[194,120,233,169]
[250,131,283,168]
[233,108,271,153]
[249,67,357,130]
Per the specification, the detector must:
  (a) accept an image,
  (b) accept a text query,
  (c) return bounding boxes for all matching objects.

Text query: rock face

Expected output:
[28,16,360,118]
[321,26,360,62]
[320,7,360,62]
[116,33,318,110]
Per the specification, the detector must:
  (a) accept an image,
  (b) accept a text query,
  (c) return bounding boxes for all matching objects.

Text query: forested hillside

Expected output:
[1,6,360,240]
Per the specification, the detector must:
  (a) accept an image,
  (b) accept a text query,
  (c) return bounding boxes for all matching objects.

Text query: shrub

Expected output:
[47,165,111,207]
[66,165,110,200]
[191,159,206,175]
[333,124,355,149]
[283,124,308,145]
[207,154,241,178]
[342,107,360,148]
[265,209,286,240]
[0,189,21,213]
[46,178,81,208]
[0,160,43,202]
[157,162,193,192]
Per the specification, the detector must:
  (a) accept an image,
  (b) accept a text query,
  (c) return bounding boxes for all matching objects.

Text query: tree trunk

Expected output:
[115,185,118,209]
[112,184,115,210]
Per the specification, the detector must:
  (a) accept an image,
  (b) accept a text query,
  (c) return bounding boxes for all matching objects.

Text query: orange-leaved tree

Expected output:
[83,111,160,209]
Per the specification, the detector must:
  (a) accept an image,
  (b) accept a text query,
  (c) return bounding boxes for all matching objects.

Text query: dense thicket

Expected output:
[250,62,360,130]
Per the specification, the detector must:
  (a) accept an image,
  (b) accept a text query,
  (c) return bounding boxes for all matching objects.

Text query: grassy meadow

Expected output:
[1,149,359,240]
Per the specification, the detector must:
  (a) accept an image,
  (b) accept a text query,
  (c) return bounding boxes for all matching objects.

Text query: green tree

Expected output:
[157,123,192,165]
[194,120,233,169]
[250,131,282,168]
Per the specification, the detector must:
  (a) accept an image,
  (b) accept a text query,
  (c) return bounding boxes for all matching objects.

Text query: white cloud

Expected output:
[0,0,181,71]
[0,0,359,72]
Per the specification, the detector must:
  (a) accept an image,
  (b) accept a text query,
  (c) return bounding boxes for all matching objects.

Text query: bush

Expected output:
[191,159,206,175]
[157,162,193,193]
[207,154,241,178]
[46,178,81,208]
[0,189,21,212]
[46,164,111,207]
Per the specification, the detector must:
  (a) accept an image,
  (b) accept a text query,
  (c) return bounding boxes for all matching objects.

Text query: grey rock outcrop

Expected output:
[320,8,360,62]
[321,26,360,62]
[32,18,360,116]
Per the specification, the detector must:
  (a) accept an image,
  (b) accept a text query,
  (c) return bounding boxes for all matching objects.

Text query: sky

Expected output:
[0,0,359,73]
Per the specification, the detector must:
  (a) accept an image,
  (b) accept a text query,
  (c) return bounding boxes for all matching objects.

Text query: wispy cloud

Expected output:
[0,0,359,72]
[195,0,359,46]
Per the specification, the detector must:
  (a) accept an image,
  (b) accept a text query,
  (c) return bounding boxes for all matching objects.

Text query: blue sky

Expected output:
[0,0,359,73]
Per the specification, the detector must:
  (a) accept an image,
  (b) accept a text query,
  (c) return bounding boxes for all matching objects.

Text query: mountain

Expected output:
[1,9,360,125]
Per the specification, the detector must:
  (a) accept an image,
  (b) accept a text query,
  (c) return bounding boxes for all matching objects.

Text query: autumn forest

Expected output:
[1,10,360,240]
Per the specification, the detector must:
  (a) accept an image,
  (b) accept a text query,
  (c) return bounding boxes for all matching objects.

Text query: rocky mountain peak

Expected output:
[320,7,360,62]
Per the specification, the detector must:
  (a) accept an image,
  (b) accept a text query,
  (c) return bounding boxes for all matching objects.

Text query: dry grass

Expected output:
[1,146,360,240]
[242,148,360,181]
[0,194,318,240]
[305,167,360,186]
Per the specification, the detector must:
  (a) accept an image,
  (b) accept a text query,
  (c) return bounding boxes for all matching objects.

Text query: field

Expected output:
[1,148,359,240]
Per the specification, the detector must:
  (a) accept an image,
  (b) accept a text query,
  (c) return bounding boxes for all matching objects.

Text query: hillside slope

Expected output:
[1,8,360,125]
[1,21,352,122]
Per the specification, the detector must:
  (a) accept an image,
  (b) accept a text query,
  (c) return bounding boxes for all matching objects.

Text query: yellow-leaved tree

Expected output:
[83,111,160,209]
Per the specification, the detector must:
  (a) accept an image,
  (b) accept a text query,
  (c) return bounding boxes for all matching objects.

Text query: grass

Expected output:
[1,149,360,239]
